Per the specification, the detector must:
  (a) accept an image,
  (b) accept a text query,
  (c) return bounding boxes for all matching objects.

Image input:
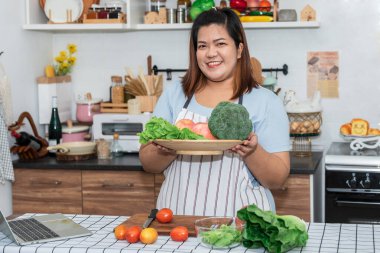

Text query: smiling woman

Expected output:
[139,8,290,217]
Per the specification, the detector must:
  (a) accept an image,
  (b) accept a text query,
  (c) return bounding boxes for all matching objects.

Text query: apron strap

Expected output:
[238,95,243,105]
[183,93,194,109]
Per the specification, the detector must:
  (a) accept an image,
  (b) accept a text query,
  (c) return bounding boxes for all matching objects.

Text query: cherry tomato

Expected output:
[125,226,142,243]
[156,208,173,223]
[140,228,158,244]
[114,225,128,240]
[170,226,189,242]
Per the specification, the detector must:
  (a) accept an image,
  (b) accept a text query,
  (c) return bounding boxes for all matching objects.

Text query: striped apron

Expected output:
[156,94,275,216]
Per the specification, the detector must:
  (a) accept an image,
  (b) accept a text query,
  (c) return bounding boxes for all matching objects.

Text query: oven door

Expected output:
[325,191,380,224]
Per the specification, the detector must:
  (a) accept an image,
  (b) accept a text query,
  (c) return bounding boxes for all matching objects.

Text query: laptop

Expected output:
[0,210,92,246]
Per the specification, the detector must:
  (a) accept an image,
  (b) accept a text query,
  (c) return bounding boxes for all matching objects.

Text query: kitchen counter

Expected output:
[1,213,379,253]
[13,151,323,174]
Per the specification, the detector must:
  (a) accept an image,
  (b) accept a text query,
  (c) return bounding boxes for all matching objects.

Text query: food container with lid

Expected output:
[62,124,90,143]
[76,94,102,123]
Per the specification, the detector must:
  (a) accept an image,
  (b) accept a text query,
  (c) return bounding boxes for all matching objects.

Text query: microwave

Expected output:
[93,113,152,153]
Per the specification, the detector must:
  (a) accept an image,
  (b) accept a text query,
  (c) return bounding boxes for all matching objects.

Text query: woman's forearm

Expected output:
[139,143,177,173]
[244,145,290,189]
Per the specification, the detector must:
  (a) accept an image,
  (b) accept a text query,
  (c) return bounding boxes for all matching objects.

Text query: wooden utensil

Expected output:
[118,213,205,237]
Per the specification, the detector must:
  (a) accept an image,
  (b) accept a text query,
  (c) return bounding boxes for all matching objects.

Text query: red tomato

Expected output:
[191,123,217,140]
[125,226,142,243]
[258,0,271,12]
[156,208,173,223]
[170,226,189,242]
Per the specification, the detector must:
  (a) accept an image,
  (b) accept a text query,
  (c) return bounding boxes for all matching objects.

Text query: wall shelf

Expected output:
[25,0,320,32]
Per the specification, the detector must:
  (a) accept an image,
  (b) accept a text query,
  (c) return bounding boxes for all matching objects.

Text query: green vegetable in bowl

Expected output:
[237,204,308,253]
[201,224,242,248]
[208,101,253,140]
[138,117,205,144]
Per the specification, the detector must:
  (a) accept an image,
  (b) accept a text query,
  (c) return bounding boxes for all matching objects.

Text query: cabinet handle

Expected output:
[102,183,134,189]
[31,180,62,186]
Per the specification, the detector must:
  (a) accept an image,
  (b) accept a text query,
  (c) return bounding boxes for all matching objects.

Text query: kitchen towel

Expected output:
[0,104,14,183]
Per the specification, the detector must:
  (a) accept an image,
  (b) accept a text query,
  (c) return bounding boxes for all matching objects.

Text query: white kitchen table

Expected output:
[1,214,380,253]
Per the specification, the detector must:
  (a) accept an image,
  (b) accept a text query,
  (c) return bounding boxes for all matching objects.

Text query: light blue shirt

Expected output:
[154,81,290,153]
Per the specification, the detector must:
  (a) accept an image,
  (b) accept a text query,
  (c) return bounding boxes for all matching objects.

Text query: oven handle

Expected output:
[336,200,380,207]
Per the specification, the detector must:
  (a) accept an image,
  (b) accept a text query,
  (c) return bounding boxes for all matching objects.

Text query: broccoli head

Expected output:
[208,101,253,140]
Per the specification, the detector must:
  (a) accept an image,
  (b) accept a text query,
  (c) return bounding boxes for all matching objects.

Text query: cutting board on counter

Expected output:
[118,213,205,237]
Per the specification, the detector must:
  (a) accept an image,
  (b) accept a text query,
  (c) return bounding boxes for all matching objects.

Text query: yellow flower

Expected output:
[68,56,76,65]
[68,44,77,54]
[55,56,64,63]
[59,51,67,58]
[53,43,78,76]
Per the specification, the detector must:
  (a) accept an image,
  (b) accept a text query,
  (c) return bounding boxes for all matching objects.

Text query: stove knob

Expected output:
[346,177,357,188]
[360,174,371,189]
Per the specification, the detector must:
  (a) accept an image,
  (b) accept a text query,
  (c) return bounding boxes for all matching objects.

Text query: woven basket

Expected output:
[287,112,322,135]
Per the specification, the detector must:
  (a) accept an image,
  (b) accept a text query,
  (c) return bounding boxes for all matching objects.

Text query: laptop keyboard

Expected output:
[9,218,59,242]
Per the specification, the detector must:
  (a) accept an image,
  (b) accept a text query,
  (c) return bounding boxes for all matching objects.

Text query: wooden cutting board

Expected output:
[118,213,206,237]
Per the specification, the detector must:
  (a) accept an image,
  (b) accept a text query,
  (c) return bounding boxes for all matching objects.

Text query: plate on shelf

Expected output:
[44,0,84,23]
[340,134,379,141]
[153,139,243,155]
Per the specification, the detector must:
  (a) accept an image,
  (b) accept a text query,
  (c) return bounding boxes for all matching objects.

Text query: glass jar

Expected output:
[111,76,124,104]
[109,7,121,19]
[86,7,97,19]
[177,0,191,22]
[96,139,111,159]
[105,0,126,13]
[149,0,166,12]
[98,7,108,19]
[111,133,124,157]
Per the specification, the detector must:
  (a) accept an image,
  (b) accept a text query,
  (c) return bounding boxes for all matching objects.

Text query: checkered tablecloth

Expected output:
[1,214,380,253]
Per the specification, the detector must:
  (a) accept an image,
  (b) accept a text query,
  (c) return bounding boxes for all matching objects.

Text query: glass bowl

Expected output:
[194,217,244,249]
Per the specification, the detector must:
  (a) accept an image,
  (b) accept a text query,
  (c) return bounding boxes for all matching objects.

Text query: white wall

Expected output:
[0,0,51,216]
[53,0,380,151]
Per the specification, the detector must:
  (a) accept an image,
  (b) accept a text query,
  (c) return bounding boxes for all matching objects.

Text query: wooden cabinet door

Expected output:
[82,170,155,216]
[271,174,310,221]
[12,169,82,214]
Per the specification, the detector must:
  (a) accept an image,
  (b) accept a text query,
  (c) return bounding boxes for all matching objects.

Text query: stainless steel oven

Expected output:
[325,142,380,224]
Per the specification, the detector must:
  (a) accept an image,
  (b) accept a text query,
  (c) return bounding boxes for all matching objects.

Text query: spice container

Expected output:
[177,0,191,22]
[111,76,124,104]
[109,7,121,19]
[167,8,177,24]
[148,0,166,12]
[111,133,123,157]
[98,7,108,19]
[86,7,97,19]
[96,139,111,159]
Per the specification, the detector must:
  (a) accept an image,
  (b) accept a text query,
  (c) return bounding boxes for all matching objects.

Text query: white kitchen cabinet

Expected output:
[24,0,319,32]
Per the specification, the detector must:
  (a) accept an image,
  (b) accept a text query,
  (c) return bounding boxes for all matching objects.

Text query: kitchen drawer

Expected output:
[12,169,82,214]
[82,170,155,216]
[271,174,310,221]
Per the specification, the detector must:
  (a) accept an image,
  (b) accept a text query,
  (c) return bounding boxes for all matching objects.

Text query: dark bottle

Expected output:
[11,131,41,150]
[48,96,62,146]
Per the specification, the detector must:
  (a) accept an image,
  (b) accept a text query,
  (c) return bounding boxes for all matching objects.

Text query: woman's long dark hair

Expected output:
[181,8,259,99]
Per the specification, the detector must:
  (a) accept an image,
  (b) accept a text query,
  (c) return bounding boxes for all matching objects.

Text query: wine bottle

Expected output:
[48,96,62,146]
[11,131,42,150]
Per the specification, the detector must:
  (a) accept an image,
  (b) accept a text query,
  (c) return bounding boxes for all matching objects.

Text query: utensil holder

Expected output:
[136,95,157,112]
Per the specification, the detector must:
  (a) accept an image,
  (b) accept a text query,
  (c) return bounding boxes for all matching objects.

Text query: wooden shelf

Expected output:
[23,21,320,32]
[24,0,320,32]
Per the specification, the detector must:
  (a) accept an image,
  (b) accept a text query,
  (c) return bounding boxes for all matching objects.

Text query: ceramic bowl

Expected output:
[47,141,96,155]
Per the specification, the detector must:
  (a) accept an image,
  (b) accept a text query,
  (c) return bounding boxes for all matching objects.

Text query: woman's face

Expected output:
[196,24,243,83]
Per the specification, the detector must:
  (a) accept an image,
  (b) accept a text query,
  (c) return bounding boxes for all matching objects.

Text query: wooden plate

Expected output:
[154,139,243,155]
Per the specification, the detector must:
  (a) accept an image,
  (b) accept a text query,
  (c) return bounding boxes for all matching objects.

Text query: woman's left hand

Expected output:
[230,132,258,158]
